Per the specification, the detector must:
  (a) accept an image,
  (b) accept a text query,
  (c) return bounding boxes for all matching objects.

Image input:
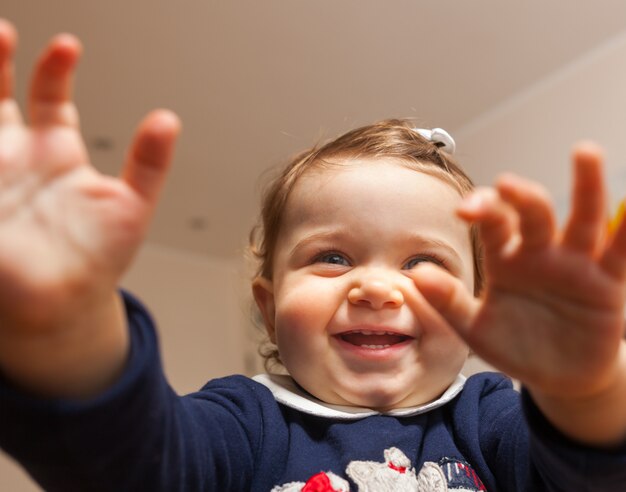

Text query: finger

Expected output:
[458,187,519,259]
[562,142,606,254]
[0,19,17,101]
[411,263,480,339]
[600,214,626,280]
[0,20,21,125]
[122,109,181,205]
[29,33,82,127]
[497,173,556,250]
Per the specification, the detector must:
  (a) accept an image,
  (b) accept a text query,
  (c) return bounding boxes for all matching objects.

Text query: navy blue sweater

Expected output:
[1,292,626,491]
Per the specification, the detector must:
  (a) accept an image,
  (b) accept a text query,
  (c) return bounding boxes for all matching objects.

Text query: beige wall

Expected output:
[4,28,626,491]
[120,244,256,394]
[456,28,626,217]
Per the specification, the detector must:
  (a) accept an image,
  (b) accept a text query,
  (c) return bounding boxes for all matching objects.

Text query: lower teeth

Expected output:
[361,344,390,349]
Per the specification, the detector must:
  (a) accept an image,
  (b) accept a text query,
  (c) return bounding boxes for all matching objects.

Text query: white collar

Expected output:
[252,373,466,420]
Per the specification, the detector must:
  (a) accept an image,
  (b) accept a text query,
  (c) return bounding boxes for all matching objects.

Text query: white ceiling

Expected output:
[5,1,626,259]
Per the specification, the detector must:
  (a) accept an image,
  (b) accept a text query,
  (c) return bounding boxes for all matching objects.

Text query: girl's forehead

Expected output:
[297,156,464,193]
[291,158,463,201]
[283,159,465,228]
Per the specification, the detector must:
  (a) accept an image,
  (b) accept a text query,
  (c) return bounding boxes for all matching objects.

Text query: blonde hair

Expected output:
[249,118,484,371]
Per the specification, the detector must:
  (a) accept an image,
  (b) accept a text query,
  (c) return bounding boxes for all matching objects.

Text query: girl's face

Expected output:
[253,159,474,410]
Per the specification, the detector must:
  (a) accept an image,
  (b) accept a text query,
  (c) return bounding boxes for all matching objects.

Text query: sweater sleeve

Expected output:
[522,388,626,491]
[0,291,268,492]
[462,374,626,491]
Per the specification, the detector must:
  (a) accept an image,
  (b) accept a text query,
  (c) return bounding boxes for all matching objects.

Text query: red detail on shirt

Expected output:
[302,472,340,492]
[388,462,407,474]
[459,462,487,490]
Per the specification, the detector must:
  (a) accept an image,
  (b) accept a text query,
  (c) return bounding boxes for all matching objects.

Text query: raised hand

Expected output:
[414,143,626,444]
[0,20,180,396]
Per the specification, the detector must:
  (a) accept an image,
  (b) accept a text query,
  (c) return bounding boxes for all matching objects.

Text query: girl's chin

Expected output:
[317,373,454,410]
[329,382,427,410]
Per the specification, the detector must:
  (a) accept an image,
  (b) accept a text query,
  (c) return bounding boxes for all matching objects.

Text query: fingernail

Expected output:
[460,193,484,212]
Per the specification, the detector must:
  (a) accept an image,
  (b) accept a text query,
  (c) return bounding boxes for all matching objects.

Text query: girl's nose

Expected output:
[348,275,404,310]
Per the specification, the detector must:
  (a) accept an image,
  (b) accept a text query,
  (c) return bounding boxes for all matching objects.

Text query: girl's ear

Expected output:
[252,277,276,343]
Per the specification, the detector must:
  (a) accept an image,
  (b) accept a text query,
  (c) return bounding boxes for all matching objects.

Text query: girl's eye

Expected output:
[403,255,446,270]
[315,252,350,266]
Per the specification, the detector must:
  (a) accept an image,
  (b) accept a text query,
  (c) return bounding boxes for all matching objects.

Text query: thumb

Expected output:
[412,263,480,340]
[122,109,181,206]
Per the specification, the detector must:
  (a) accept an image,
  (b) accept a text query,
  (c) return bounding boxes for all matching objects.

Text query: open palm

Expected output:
[0,21,180,332]
[415,145,626,400]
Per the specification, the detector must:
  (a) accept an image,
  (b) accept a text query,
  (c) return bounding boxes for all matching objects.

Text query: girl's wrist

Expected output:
[0,290,129,399]
[528,343,626,447]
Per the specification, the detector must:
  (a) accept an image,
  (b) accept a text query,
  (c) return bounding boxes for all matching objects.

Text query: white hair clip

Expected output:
[412,127,456,155]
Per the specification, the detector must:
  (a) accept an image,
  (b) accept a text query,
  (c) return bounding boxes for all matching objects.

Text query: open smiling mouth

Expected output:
[338,330,412,349]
